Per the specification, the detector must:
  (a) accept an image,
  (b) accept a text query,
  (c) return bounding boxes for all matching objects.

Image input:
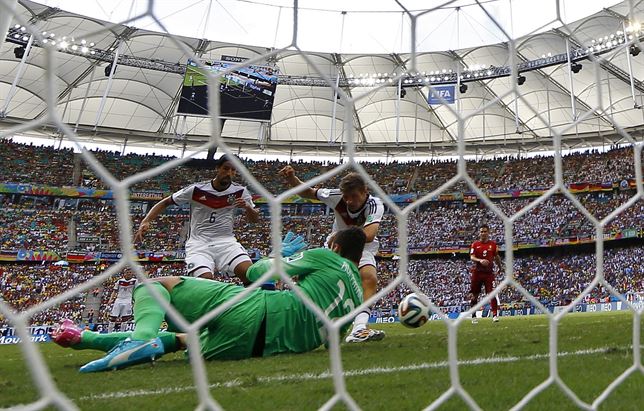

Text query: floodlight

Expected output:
[630,45,641,56]
[13,46,26,59]
[104,63,116,77]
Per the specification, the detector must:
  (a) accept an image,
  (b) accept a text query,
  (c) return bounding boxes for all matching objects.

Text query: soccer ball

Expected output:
[398,293,430,328]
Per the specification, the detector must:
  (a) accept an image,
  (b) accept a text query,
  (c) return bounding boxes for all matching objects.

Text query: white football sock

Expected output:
[351,311,370,333]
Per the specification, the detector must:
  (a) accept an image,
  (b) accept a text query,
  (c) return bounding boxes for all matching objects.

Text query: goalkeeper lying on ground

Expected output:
[51,227,366,372]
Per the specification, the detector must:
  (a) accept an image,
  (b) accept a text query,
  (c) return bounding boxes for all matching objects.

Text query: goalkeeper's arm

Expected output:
[247,233,311,282]
[247,254,309,282]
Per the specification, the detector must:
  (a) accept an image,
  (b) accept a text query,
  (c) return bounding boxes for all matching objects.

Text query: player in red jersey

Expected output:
[469,224,502,323]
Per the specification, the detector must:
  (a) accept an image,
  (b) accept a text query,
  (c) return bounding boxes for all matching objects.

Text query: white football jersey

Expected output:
[113,278,137,302]
[315,188,384,246]
[172,180,254,247]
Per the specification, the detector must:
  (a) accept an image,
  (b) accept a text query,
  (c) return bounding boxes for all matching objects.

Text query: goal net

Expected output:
[0,0,642,410]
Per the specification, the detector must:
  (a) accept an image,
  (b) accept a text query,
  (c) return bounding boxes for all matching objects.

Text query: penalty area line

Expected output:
[78,346,628,401]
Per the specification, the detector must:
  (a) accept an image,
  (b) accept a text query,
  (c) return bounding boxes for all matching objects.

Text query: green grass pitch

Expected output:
[0,312,642,410]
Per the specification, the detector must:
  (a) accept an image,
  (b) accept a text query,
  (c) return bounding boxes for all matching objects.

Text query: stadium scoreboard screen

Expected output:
[176,59,279,121]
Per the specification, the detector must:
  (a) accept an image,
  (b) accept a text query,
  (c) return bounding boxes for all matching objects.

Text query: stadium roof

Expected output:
[1,0,644,158]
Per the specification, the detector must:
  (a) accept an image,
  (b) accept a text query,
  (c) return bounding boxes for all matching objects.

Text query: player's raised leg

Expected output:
[185,247,217,279]
[236,258,276,290]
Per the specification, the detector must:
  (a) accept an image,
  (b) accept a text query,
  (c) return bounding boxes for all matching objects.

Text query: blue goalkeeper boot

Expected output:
[79,337,165,373]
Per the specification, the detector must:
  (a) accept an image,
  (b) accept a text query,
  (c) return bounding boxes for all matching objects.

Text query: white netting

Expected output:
[0,0,642,410]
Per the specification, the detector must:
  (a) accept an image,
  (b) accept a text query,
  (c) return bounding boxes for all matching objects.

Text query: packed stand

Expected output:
[0,209,70,251]
[74,212,188,252]
[0,140,74,187]
[2,244,641,328]
[373,245,644,313]
[0,189,640,254]
[1,140,641,197]
[0,264,95,327]
[81,151,342,194]
[378,190,643,251]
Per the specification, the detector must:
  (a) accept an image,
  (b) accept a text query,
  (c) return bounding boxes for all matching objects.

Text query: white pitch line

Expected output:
[78,346,631,401]
[79,380,242,400]
[258,346,628,382]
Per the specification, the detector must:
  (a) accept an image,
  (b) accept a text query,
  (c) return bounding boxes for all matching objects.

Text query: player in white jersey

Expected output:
[108,275,137,332]
[135,155,260,282]
[280,167,386,343]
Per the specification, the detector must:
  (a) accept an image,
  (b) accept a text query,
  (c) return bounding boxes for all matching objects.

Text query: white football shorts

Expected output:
[110,300,133,318]
[358,240,378,269]
[325,235,378,269]
[185,238,251,278]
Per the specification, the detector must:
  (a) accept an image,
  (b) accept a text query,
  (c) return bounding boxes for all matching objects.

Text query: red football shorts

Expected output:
[470,270,494,295]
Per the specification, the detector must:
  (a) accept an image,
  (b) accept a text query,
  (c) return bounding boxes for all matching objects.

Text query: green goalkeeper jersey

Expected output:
[246,248,364,356]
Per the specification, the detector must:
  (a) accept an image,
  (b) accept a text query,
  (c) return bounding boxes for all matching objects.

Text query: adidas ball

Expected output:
[398,293,430,328]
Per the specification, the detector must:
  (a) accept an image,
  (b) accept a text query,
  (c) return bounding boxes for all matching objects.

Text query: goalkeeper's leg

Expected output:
[130,281,171,340]
[79,276,262,371]
[52,309,178,354]
[76,277,180,351]
[78,280,180,372]
[72,330,179,354]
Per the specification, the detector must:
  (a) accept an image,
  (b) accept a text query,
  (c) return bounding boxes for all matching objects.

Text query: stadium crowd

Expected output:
[0,142,75,187]
[0,209,70,251]
[379,190,643,250]
[0,189,640,255]
[1,140,640,195]
[1,245,641,328]
[0,140,642,328]
[0,264,94,327]
[374,245,644,312]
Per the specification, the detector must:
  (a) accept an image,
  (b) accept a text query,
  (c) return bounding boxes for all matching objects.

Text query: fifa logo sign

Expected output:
[428,85,456,105]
